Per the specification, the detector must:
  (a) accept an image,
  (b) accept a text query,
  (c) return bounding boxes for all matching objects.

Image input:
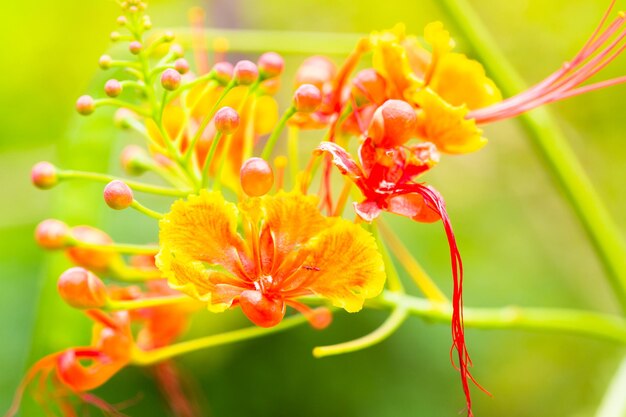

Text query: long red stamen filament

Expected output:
[469,3,626,124]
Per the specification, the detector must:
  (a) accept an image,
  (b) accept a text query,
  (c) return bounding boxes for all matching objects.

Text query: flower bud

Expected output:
[117,16,127,26]
[57,267,108,309]
[121,144,149,175]
[295,56,336,90]
[174,58,189,74]
[214,107,240,134]
[161,68,181,91]
[76,95,95,115]
[67,226,115,271]
[99,54,112,70]
[31,161,59,189]
[258,52,284,79]
[128,41,142,55]
[163,31,175,42]
[143,17,153,30]
[35,219,69,249]
[104,79,123,97]
[352,69,387,107]
[103,180,134,210]
[368,99,418,148]
[240,157,274,197]
[170,44,184,58]
[293,84,322,113]
[212,61,233,85]
[233,60,258,85]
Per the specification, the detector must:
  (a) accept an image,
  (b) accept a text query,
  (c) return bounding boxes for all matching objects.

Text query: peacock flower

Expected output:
[156,191,386,328]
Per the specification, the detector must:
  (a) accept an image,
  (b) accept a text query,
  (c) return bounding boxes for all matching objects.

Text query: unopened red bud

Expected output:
[240,157,274,197]
[67,226,115,270]
[35,219,69,249]
[76,95,95,115]
[57,267,108,309]
[129,41,142,55]
[161,68,181,91]
[233,60,258,85]
[258,52,284,79]
[214,107,240,134]
[99,54,112,70]
[170,44,184,58]
[295,56,336,90]
[293,84,322,113]
[103,180,134,210]
[368,99,417,148]
[31,161,59,189]
[352,68,387,107]
[163,31,175,42]
[212,61,233,85]
[117,16,127,26]
[174,58,189,74]
[104,79,123,97]
[121,145,149,175]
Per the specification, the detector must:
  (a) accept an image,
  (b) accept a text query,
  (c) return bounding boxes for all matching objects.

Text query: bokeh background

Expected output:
[2,0,626,416]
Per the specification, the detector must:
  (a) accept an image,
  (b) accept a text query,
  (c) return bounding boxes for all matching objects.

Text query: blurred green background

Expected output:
[1,0,625,416]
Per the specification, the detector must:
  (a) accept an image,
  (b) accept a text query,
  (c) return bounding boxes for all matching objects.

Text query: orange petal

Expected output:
[301,219,386,312]
[413,88,487,154]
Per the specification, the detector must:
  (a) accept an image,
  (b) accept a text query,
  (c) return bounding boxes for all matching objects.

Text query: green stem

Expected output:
[261,106,297,160]
[131,313,309,365]
[313,307,408,358]
[94,99,151,117]
[439,0,626,312]
[58,170,190,197]
[378,291,626,345]
[106,295,190,311]
[130,200,163,219]
[287,126,299,187]
[201,131,223,189]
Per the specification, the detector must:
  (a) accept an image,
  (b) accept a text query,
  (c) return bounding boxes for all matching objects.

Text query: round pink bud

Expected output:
[240,157,274,197]
[76,95,95,115]
[128,5,138,13]
[103,180,134,210]
[233,60,258,85]
[368,99,418,148]
[161,68,182,91]
[214,107,240,134]
[212,61,233,85]
[293,84,322,113]
[99,54,112,70]
[57,267,108,309]
[104,79,123,97]
[129,41,142,55]
[35,219,69,249]
[121,145,149,175]
[258,52,285,79]
[163,31,175,42]
[116,16,127,26]
[170,44,184,58]
[31,161,59,189]
[174,58,190,74]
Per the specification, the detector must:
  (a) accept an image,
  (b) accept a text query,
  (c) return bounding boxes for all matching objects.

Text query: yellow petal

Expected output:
[430,52,502,109]
[254,95,279,135]
[157,191,247,282]
[303,219,386,312]
[413,88,487,154]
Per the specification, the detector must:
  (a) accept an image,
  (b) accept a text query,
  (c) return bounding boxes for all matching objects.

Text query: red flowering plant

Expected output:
[9,0,626,416]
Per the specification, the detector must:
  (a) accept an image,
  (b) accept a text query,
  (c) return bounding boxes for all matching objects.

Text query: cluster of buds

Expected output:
[13,1,626,417]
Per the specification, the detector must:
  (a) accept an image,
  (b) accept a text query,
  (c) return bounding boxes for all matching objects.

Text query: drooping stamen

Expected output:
[469,2,626,124]
[397,183,488,417]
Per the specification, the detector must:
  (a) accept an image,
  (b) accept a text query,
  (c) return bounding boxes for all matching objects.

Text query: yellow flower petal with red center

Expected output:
[413,88,487,154]
[156,191,386,319]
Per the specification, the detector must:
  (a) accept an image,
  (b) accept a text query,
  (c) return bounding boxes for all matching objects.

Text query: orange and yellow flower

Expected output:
[156,191,386,327]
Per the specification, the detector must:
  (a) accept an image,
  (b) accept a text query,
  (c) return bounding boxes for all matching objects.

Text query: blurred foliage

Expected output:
[1,0,625,416]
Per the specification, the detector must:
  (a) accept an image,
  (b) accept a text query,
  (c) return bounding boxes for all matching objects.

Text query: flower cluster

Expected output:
[13,0,626,416]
